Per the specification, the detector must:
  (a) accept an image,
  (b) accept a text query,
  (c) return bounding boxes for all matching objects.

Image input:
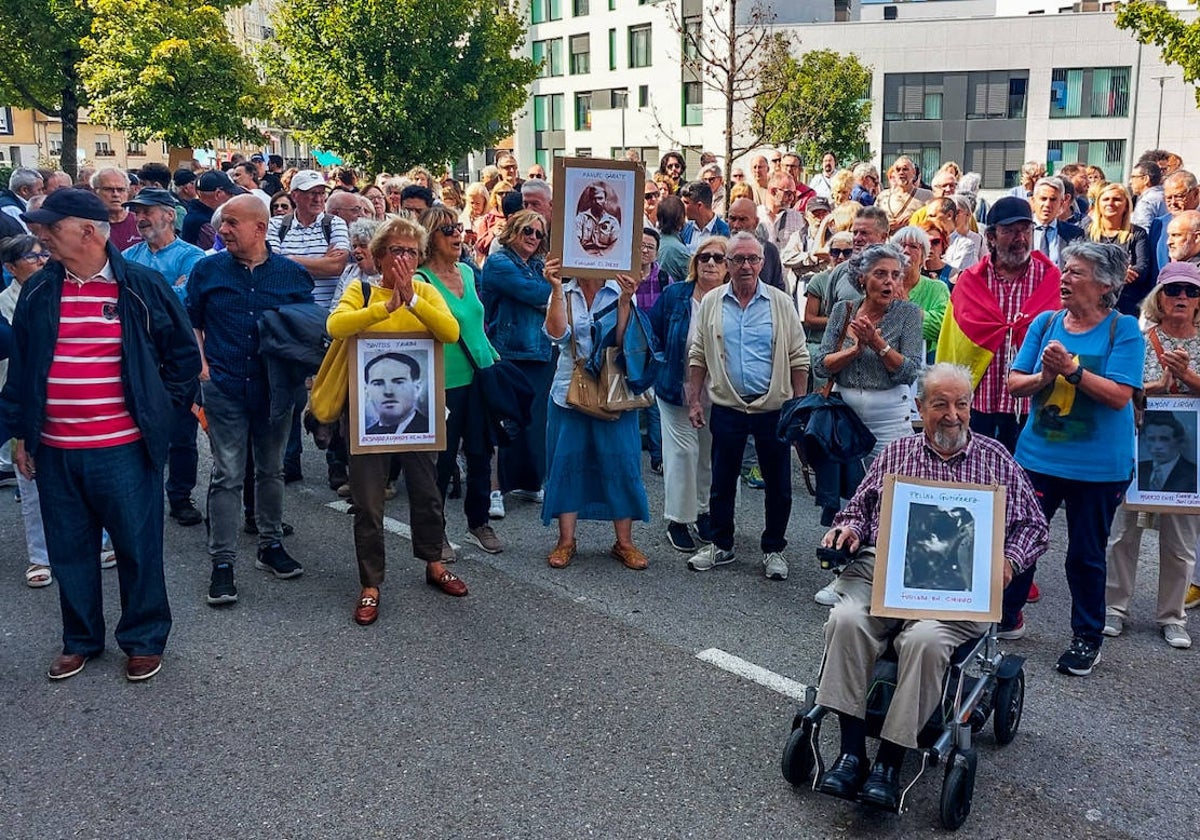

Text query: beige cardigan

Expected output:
[688,282,810,413]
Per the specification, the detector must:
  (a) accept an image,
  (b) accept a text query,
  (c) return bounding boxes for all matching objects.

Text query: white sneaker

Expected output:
[764,552,789,581]
[1102,614,1124,638]
[1163,624,1192,649]
[489,490,506,520]
[814,581,839,606]
[687,543,735,571]
[100,550,116,570]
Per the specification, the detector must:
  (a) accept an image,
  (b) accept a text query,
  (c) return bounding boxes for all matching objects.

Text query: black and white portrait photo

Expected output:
[1127,397,1200,514]
[348,334,445,454]
[551,157,644,278]
[902,503,975,592]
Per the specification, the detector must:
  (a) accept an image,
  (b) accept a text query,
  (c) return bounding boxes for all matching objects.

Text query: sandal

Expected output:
[25,564,52,588]
[548,540,577,568]
[610,543,648,571]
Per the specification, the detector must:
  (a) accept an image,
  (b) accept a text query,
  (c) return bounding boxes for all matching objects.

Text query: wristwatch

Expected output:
[1065,364,1084,385]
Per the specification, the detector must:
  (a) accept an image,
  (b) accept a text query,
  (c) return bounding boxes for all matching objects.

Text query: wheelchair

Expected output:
[780,545,1027,830]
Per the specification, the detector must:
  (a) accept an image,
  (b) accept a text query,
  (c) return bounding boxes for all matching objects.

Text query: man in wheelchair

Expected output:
[813,363,1049,809]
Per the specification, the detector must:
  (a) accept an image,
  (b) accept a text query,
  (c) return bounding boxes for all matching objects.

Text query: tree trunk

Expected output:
[60,72,79,182]
[723,0,736,187]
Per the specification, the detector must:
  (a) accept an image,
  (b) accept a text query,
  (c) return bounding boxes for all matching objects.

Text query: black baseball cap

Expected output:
[21,188,109,224]
[986,196,1034,227]
[196,170,236,193]
[173,169,196,187]
[123,188,177,209]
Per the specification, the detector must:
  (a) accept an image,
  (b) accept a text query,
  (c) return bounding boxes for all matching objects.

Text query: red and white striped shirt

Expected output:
[41,264,142,449]
[973,257,1055,416]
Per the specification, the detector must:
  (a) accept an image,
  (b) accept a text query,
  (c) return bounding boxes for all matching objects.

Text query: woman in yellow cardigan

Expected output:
[327,216,463,626]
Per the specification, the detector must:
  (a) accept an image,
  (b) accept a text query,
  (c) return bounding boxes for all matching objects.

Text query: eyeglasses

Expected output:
[19,251,50,262]
[728,255,762,266]
[1130,173,1148,180]
[696,253,726,264]
[702,176,719,184]
[732,173,745,180]
[501,163,518,171]
[768,188,795,197]
[521,226,545,240]
[438,222,464,236]
[829,248,852,259]
[1162,282,1200,298]
[387,245,420,260]
[644,192,660,201]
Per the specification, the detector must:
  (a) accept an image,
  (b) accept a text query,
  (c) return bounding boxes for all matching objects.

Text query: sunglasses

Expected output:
[644,192,660,201]
[521,226,545,240]
[438,222,464,236]
[696,253,726,264]
[1162,282,1200,298]
[929,238,945,247]
[771,158,782,164]
[829,248,852,259]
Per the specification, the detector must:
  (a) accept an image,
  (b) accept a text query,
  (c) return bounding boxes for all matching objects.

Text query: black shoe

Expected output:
[169,499,203,527]
[244,516,294,537]
[695,512,713,544]
[816,753,868,800]
[255,541,303,579]
[667,521,697,552]
[207,563,238,605]
[327,468,348,491]
[284,471,303,484]
[650,459,663,475]
[859,762,902,810]
[1056,636,1101,676]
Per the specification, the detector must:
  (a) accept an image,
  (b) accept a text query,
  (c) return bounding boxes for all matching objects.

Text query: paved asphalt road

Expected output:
[1,440,1194,839]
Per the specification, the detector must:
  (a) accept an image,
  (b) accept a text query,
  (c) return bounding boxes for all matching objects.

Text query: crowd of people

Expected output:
[0,142,1196,688]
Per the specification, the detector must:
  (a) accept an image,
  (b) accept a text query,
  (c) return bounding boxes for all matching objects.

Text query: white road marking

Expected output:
[325,500,460,550]
[696,648,810,700]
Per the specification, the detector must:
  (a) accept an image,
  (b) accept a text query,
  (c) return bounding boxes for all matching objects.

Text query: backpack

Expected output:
[276,212,334,245]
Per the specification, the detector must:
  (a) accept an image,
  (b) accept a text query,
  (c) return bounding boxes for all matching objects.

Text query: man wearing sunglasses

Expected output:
[686,232,810,582]
[699,163,726,217]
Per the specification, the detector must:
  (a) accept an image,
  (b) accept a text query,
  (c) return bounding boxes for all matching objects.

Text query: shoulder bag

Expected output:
[565,292,619,421]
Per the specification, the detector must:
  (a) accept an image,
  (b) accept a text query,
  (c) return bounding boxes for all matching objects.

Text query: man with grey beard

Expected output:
[812,362,1048,811]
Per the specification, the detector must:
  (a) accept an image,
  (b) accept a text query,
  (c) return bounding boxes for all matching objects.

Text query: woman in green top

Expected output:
[417,206,503,555]
[891,225,949,362]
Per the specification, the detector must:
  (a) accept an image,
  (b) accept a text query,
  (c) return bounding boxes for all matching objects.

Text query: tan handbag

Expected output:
[599,347,654,411]
[564,293,620,420]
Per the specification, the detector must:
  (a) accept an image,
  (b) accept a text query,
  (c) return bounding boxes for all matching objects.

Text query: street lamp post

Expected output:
[615,90,629,158]
[1153,75,1170,149]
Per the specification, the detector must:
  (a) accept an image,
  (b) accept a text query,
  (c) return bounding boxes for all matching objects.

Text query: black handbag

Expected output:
[459,338,535,447]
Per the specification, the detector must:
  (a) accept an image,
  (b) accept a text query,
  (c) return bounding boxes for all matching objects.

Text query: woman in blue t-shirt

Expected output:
[1005,241,1145,678]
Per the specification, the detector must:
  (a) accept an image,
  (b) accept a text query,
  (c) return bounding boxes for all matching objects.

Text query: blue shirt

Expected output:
[1012,309,1144,482]
[186,249,314,410]
[721,281,774,399]
[545,279,620,408]
[122,238,206,304]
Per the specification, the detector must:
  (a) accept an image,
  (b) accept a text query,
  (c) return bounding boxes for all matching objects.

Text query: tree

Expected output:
[1115,2,1200,109]
[262,0,540,174]
[662,0,790,185]
[756,44,873,169]
[0,0,91,178]
[80,0,269,148]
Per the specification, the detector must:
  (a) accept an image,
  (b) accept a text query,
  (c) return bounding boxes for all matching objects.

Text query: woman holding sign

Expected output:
[1104,262,1200,650]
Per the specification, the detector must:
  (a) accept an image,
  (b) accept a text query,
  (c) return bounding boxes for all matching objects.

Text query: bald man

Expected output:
[1166,209,1200,267]
[186,194,316,607]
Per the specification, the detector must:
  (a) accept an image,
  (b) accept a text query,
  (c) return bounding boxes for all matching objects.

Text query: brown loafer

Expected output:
[48,653,88,681]
[548,541,577,568]
[611,543,648,571]
[426,567,468,597]
[354,591,380,626]
[126,654,162,682]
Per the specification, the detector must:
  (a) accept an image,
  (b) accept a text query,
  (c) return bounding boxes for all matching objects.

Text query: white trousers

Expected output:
[658,397,711,525]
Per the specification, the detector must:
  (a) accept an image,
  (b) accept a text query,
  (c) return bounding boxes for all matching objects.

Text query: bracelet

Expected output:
[876,344,891,357]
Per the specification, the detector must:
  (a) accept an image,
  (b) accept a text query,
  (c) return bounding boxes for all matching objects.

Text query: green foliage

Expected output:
[756,44,873,167]
[0,0,90,116]
[80,0,269,147]
[1115,2,1200,108]
[262,0,540,174]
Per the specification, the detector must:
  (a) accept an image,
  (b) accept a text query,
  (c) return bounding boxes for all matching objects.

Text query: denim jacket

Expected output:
[647,280,698,406]
[481,246,553,362]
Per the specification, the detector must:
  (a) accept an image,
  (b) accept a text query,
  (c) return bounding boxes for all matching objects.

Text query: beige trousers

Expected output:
[815,552,987,749]
[1105,506,1197,627]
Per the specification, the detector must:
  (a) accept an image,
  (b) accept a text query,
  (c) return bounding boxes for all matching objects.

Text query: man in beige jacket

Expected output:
[686,232,810,580]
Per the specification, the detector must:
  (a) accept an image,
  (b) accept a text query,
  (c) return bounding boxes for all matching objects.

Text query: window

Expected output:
[534,148,566,172]
[1050,67,1130,118]
[629,24,652,68]
[534,93,567,132]
[48,134,63,154]
[575,92,592,130]
[966,71,1028,120]
[532,38,563,77]
[569,34,590,75]
[575,148,593,157]
[883,73,943,121]
[963,141,1025,189]
[531,0,562,24]
[682,81,703,126]
[682,16,701,63]
[95,134,114,156]
[608,0,615,8]
[608,28,616,71]
[0,107,11,135]
[638,85,649,108]
[1047,139,1125,183]
[883,145,941,183]
[128,142,146,156]
[573,0,589,14]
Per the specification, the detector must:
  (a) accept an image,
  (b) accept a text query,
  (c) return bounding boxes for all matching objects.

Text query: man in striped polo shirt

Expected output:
[1,188,201,682]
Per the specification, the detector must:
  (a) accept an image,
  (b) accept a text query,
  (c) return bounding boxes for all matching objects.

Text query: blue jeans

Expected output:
[708,405,792,553]
[1002,470,1127,646]
[36,442,171,656]
[283,390,305,478]
[165,402,199,505]
[203,382,291,563]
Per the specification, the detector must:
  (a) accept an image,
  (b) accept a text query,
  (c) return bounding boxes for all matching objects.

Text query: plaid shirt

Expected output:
[833,432,1049,573]
[972,255,1055,415]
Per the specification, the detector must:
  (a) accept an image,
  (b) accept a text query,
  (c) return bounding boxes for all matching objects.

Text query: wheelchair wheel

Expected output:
[781,721,817,786]
[939,749,977,831]
[993,668,1025,746]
